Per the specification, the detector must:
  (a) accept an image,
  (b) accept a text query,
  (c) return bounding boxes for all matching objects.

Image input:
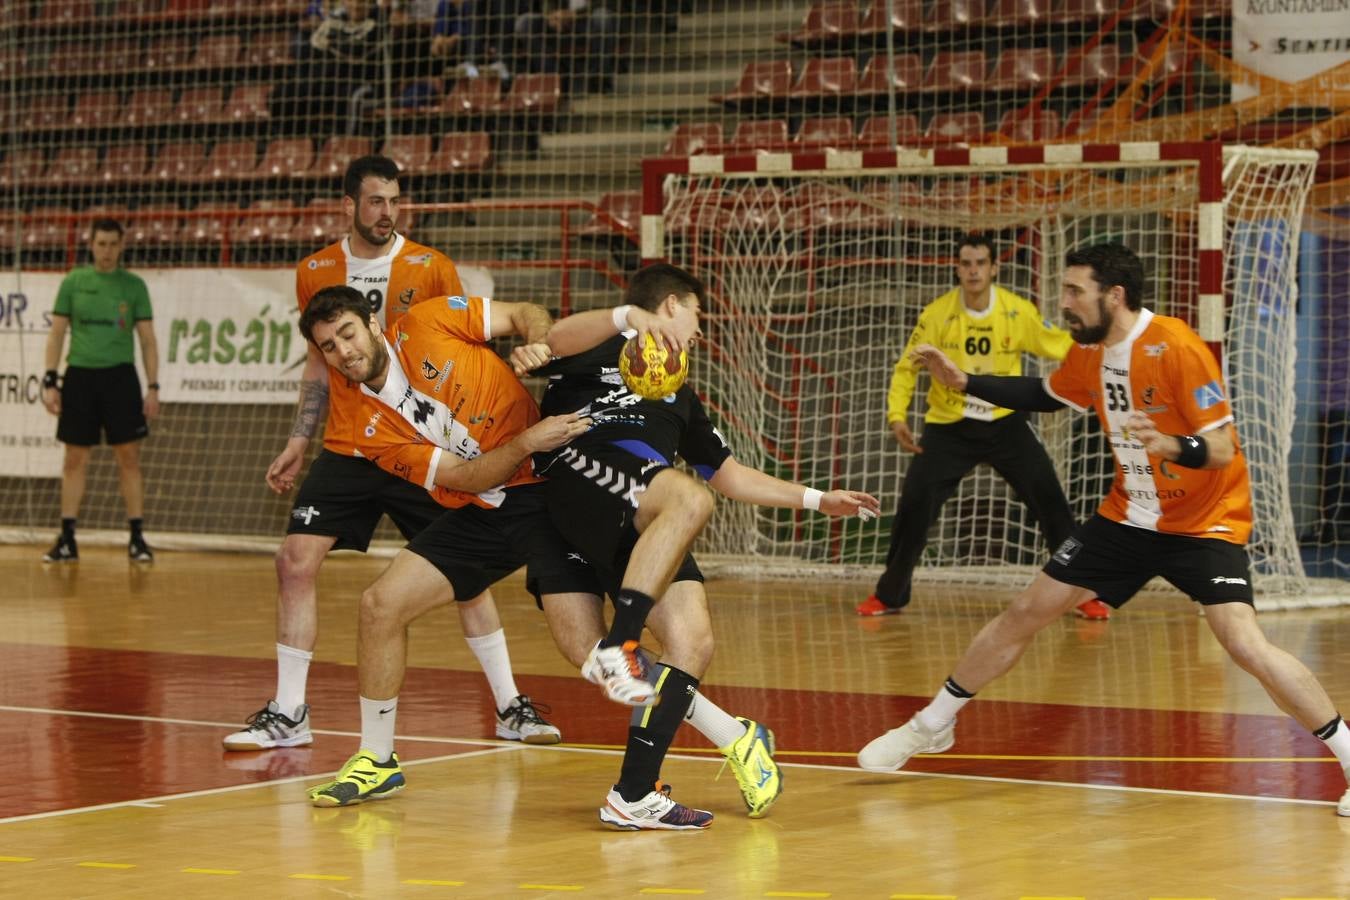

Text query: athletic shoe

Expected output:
[856,595,901,616]
[42,534,78,563]
[309,750,405,807]
[598,783,713,831]
[128,535,154,563]
[719,718,782,818]
[857,715,956,773]
[581,640,656,707]
[495,694,562,744]
[222,700,313,751]
[1074,599,1110,620]
[1339,768,1350,817]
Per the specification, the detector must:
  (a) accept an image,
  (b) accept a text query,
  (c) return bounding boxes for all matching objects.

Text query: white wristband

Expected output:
[802,487,823,511]
[611,305,632,332]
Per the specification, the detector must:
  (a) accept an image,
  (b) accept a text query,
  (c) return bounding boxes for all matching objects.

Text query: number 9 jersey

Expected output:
[296,233,465,458]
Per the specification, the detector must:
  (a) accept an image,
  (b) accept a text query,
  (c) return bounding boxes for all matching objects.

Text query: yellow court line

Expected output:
[1148,897,1217,900]
[520,885,584,892]
[182,867,240,876]
[891,895,957,899]
[289,873,351,881]
[765,893,831,898]
[1022,896,1086,899]
[0,856,34,862]
[639,890,708,896]
[403,879,468,886]
[77,861,135,869]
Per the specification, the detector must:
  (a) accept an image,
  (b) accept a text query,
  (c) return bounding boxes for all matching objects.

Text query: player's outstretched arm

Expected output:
[265,343,329,494]
[432,412,592,493]
[545,305,685,358]
[706,458,880,520]
[1125,412,1236,470]
[909,343,969,391]
[913,343,1064,413]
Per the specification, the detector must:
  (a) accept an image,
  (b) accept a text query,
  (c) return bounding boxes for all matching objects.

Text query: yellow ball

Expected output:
[618,333,688,399]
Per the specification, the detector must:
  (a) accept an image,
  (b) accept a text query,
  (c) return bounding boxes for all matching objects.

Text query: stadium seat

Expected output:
[856,53,924,95]
[309,136,372,180]
[0,46,25,80]
[498,74,561,114]
[173,87,226,125]
[21,93,69,131]
[779,2,862,45]
[38,0,95,24]
[988,0,1055,26]
[242,31,294,67]
[426,132,491,173]
[997,108,1061,141]
[0,149,49,189]
[442,75,504,115]
[195,141,258,183]
[46,42,95,78]
[713,60,793,105]
[1063,43,1122,85]
[221,84,272,123]
[70,91,122,130]
[989,47,1055,90]
[728,119,789,152]
[783,181,861,231]
[926,112,986,142]
[928,0,987,29]
[150,142,209,182]
[923,51,989,92]
[857,0,925,34]
[122,89,173,127]
[180,201,235,248]
[380,135,433,173]
[724,185,787,233]
[125,205,181,249]
[794,116,855,149]
[143,35,195,71]
[47,147,100,187]
[96,40,141,76]
[192,33,240,69]
[579,191,641,237]
[789,56,858,100]
[289,199,347,245]
[96,144,150,185]
[858,114,922,146]
[22,207,73,252]
[662,122,722,157]
[256,138,315,178]
[1052,0,1114,25]
[229,199,296,246]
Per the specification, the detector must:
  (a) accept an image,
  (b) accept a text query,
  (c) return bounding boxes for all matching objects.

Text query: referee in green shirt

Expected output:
[40,219,159,563]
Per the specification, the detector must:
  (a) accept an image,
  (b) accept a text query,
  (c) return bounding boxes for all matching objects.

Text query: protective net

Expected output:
[650,144,1342,608]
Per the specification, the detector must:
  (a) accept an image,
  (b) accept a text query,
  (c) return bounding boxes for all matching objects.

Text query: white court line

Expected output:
[0,704,1337,822]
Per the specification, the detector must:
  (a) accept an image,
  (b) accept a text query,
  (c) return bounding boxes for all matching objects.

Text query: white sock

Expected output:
[684,691,747,749]
[274,643,313,716]
[359,695,398,762]
[916,685,971,731]
[465,629,520,711]
[1319,717,1350,769]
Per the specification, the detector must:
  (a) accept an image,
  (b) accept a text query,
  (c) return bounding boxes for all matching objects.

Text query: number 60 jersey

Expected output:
[296,233,465,459]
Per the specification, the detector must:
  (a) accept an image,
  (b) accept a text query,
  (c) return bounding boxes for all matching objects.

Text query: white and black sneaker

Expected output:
[128,535,154,563]
[495,694,562,744]
[222,700,313,751]
[42,534,78,563]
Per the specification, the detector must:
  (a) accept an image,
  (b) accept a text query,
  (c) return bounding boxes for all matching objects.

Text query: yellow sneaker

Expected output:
[718,718,782,818]
[308,750,405,808]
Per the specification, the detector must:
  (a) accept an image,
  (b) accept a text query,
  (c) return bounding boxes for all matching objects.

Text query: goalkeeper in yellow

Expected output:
[857,234,1111,621]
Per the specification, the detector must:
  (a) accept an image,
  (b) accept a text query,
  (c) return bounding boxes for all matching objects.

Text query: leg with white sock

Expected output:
[462,592,562,744]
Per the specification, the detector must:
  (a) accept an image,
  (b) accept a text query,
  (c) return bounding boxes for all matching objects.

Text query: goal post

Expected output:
[641,142,1341,609]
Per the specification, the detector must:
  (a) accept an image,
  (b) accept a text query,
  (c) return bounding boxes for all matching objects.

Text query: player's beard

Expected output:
[345,332,390,385]
[353,215,395,248]
[1065,296,1112,344]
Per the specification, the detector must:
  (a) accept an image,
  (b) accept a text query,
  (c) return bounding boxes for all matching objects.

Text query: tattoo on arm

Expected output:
[291,379,328,439]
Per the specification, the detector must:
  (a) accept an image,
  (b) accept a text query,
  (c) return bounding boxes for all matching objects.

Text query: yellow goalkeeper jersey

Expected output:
[887,285,1072,425]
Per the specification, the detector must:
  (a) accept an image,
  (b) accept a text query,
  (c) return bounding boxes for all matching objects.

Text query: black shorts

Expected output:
[57,363,148,446]
[286,450,445,552]
[1043,514,1255,606]
[408,481,605,604]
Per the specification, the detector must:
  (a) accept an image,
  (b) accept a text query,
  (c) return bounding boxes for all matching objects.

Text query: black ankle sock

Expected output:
[615,664,699,802]
[129,518,144,539]
[1314,714,1343,741]
[61,518,76,538]
[943,676,976,699]
[601,588,655,648]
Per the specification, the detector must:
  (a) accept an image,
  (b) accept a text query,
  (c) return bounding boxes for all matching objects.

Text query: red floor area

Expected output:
[3,643,1343,818]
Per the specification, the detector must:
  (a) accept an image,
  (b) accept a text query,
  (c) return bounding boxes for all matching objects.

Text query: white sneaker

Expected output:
[1339,768,1350,817]
[581,640,656,707]
[599,784,712,831]
[495,694,561,744]
[222,700,313,751]
[857,715,956,773]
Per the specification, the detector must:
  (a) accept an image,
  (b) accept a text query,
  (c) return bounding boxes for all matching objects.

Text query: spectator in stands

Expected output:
[40,219,159,565]
[514,0,619,94]
[274,0,387,134]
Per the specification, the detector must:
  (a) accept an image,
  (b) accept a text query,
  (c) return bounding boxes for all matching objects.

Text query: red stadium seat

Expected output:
[196,141,258,183]
[713,60,793,104]
[922,51,989,92]
[1052,0,1115,25]
[442,76,504,115]
[926,111,986,142]
[928,0,987,29]
[46,42,95,77]
[0,149,49,189]
[256,138,315,178]
[427,132,491,173]
[38,0,95,24]
[96,145,150,185]
[143,35,194,71]
[856,53,924,94]
[989,47,1055,90]
[96,40,141,76]
[172,87,226,125]
[857,0,925,34]
[779,2,862,45]
[192,33,240,68]
[794,116,854,149]
[0,45,26,80]
[580,191,641,237]
[21,93,69,130]
[47,147,100,187]
[789,56,858,100]
[222,84,273,123]
[1063,43,1122,85]
[125,205,181,249]
[783,181,860,232]
[380,135,433,173]
[728,119,789,152]
[242,31,294,67]
[24,207,75,251]
[70,91,122,130]
[309,136,373,180]
[858,114,922,146]
[997,109,1062,141]
[662,122,723,157]
[989,0,1055,25]
[150,142,208,182]
[499,74,561,114]
[181,202,236,246]
[122,89,173,127]
[230,199,296,246]
[289,199,347,245]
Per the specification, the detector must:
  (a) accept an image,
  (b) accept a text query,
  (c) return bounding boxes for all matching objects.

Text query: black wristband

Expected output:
[42,370,58,389]
[147,383,160,391]
[1173,434,1208,468]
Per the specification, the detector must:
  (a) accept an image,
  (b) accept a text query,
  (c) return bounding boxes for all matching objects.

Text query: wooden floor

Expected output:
[3,543,1349,899]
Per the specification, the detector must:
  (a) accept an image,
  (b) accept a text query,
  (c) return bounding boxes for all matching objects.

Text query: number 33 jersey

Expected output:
[1046,309,1252,544]
[296,234,465,458]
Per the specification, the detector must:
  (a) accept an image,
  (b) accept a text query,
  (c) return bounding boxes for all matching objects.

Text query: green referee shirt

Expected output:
[52,267,153,369]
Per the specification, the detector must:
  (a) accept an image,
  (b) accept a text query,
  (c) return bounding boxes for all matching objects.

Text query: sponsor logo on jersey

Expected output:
[1144,341,1168,357]
[432,359,453,393]
[364,410,383,438]
[349,274,389,284]
[398,288,416,307]
[446,295,469,310]
[1193,380,1225,410]
[306,257,337,270]
[403,252,433,266]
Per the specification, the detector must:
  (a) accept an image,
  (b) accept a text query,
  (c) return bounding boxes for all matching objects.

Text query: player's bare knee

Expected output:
[359,582,405,631]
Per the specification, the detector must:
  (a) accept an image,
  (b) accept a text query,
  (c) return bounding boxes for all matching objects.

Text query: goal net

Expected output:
[642,142,1340,609]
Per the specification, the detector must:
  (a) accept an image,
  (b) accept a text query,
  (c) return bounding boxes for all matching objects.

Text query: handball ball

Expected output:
[619,333,688,400]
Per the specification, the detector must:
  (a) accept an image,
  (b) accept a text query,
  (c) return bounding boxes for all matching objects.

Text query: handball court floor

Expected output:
[2,543,1348,900]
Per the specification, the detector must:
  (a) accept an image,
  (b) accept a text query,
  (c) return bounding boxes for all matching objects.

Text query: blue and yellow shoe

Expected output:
[718,718,782,818]
[308,750,405,808]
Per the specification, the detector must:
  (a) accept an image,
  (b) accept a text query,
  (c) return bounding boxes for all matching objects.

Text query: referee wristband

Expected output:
[42,369,59,389]
[611,305,632,332]
[1173,434,1208,468]
[802,487,823,511]
[147,383,160,391]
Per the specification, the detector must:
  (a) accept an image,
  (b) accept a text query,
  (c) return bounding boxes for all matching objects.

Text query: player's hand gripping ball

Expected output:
[619,333,688,399]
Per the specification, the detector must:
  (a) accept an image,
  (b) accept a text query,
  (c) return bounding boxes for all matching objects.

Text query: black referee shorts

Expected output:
[57,363,148,447]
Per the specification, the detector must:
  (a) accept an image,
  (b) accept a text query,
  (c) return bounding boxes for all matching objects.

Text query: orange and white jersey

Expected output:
[296,234,465,457]
[354,296,542,509]
[1046,309,1251,544]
